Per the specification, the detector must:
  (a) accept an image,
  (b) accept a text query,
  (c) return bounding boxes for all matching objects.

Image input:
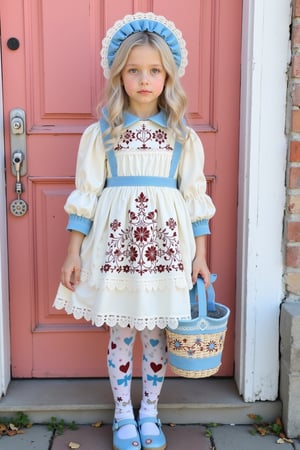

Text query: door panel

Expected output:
[25,0,102,132]
[1,0,241,377]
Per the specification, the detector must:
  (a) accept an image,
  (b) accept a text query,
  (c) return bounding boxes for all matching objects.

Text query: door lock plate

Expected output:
[9,108,28,216]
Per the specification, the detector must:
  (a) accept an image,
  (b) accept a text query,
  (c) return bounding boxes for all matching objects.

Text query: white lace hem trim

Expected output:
[53,298,187,330]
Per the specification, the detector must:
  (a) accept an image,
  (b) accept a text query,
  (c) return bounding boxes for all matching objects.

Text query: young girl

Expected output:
[54,12,215,450]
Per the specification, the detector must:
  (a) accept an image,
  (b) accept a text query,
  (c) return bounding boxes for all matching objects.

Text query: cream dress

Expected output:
[53,110,215,330]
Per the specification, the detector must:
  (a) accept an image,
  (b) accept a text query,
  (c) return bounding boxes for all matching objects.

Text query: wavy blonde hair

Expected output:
[100,32,189,145]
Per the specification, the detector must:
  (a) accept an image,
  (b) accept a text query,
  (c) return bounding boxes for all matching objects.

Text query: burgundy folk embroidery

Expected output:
[100,192,184,276]
[116,125,173,151]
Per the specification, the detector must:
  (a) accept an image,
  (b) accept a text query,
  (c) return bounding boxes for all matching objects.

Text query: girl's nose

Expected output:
[140,71,149,84]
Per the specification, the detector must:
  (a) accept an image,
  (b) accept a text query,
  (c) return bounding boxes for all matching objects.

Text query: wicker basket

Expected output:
[166,274,230,378]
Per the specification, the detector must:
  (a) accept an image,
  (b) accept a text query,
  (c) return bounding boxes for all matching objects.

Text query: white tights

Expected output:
[107,325,168,425]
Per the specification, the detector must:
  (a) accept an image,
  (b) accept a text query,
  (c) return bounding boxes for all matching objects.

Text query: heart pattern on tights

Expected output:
[119,362,130,373]
[150,362,162,373]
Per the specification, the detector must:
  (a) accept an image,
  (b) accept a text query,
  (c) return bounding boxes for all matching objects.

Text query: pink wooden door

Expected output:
[1,0,241,378]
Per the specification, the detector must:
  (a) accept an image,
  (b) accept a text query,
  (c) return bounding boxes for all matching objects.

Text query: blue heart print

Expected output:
[150,339,159,347]
[124,337,133,345]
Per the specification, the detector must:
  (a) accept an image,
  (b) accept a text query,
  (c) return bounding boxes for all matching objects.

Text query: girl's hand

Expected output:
[60,230,85,291]
[61,254,81,291]
[192,235,211,288]
[192,255,210,288]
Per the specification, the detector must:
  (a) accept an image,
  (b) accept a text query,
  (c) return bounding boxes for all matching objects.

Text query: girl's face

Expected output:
[121,44,167,118]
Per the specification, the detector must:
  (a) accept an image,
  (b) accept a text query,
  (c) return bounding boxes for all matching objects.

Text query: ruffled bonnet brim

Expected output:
[100,12,188,78]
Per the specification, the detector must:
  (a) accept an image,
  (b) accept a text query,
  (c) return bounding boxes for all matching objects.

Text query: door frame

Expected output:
[0,45,11,395]
[0,0,290,400]
[235,0,290,402]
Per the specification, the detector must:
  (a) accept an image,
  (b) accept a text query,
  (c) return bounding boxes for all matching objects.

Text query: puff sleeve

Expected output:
[178,128,216,236]
[64,122,107,234]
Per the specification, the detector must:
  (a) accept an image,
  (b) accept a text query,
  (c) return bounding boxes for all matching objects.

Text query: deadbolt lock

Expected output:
[10,108,26,176]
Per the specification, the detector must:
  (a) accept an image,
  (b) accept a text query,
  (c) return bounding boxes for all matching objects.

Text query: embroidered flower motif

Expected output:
[187,348,196,356]
[153,129,167,144]
[122,130,136,144]
[100,192,184,276]
[173,339,182,349]
[207,340,218,352]
[166,218,177,230]
[145,246,157,262]
[129,246,138,261]
[102,264,111,272]
[111,219,121,231]
[134,226,150,243]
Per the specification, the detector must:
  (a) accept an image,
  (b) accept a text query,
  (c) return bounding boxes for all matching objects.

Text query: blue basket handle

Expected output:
[196,274,217,318]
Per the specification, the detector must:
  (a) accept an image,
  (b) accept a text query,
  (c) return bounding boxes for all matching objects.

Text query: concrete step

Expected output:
[0,378,281,425]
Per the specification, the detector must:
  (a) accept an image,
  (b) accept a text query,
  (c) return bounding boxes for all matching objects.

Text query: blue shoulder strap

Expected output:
[99,117,118,177]
[169,141,182,178]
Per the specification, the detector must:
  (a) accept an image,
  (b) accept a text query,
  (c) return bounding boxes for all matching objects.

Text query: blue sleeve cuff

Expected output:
[67,214,92,235]
[192,219,210,236]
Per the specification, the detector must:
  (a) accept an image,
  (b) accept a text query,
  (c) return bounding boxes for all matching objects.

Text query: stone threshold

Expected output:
[0,378,281,425]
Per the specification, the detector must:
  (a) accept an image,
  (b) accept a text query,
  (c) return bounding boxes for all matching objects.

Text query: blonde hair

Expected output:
[100,32,189,145]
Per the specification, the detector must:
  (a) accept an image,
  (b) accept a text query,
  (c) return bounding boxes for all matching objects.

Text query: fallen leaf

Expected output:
[248,414,262,421]
[248,414,257,419]
[9,423,19,431]
[91,421,102,428]
[68,442,80,449]
[276,438,293,444]
[0,424,7,434]
[256,426,267,436]
[168,423,176,427]
[7,430,18,436]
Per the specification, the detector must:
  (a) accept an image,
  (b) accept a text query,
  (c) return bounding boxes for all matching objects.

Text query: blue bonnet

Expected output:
[100,12,188,78]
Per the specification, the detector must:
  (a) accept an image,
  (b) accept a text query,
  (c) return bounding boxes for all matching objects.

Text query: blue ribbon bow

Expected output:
[147,374,163,386]
[117,374,132,387]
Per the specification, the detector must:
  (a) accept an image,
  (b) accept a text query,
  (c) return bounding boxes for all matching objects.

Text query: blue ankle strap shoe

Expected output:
[112,418,141,450]
[138,417,166,450]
